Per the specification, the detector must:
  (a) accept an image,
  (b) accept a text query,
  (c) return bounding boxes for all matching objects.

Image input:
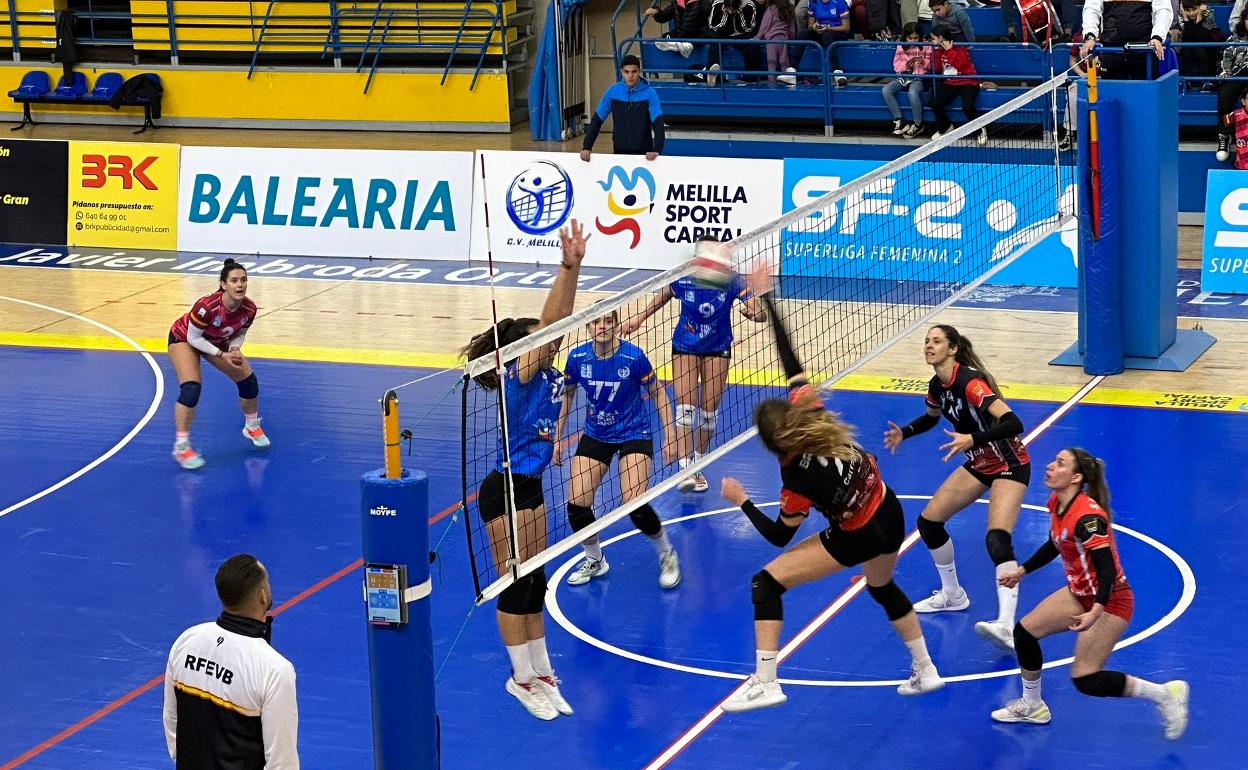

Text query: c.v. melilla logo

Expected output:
[594,165,656,248]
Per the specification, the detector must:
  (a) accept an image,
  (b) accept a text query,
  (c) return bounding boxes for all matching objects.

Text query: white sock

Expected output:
[506,643,536,684]
[583,539,603,562]
[904,636,933,669]
[995,561,1020,625]
[244,412,260,426]
[527,638,553,678]
[1127,677,1168,704]
[649,529,673,557]
[1022,675,1043,705]
[930,540,961,594]
[756,650,779,683]
[679,456,691,470]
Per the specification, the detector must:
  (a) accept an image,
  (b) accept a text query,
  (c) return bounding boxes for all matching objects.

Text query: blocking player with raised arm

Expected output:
[556,310,680,589]
[461,220,590,722]
[990,448,1189,740]
[167,258,268,470]
[620,239,766,492]
[717,263,943,713]
[883,324,1030,650]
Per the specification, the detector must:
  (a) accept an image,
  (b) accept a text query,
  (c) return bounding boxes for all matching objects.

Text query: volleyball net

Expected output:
[458,70,1078,603]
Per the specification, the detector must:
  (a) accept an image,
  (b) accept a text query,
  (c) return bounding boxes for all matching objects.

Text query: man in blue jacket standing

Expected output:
[580,55,665,161]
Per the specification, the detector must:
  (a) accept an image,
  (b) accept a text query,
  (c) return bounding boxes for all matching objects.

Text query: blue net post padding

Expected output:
[1082,97,1124,375]
[361,469,438,769]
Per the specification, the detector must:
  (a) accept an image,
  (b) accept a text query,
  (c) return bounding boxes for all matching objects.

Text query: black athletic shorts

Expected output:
[672,346,731,359]
[478,469,545,523]
[818,487,906,568]
[963,461,1031,488]
[574,435,653,465]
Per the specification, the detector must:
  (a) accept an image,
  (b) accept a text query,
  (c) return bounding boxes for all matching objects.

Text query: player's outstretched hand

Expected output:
[560,218,590,265]
[720,476,749,506]
[618,317,642,336]
[883,420,904,454]
[939,429,973,462]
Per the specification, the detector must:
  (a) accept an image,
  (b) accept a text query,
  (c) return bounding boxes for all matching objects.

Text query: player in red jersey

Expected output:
[167,258,268,469]
[990,448,1189,739]
[883,324,1029,650]
[718,264,943,713]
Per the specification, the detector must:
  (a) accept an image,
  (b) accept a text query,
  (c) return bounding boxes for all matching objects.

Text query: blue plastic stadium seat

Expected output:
[53,72,88,98]
[87,72,124,101]
[7,71,51,99]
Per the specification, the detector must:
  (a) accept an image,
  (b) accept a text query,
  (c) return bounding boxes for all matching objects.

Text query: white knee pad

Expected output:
[698,408,718,434]
[675,403,698,428]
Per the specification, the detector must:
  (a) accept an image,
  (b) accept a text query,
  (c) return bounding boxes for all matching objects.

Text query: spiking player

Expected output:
[883,324,1030,650]
[991,448,1189,740]
[621,237,766,492]
[556,310,680,588]
[167,258,268,469]
[462,219,589,721]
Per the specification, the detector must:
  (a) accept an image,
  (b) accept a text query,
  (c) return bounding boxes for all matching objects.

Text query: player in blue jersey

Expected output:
[620,239,765,492]
[461,220,589,721]
[555,310,681,588]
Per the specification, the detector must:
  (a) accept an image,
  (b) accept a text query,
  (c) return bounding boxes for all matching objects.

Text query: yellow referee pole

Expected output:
[382,389,401,479]
[1086,58,1102,240]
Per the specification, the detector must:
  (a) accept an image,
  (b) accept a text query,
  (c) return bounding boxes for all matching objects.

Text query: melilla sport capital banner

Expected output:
[474,151,784,270]
[67,141,180,250]
[177,146,474,259]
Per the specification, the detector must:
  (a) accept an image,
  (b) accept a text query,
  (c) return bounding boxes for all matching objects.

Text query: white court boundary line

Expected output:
[0,296,165,519]
[546,498,1197,686]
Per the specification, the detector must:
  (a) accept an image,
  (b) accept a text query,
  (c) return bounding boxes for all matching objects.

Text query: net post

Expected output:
[1082,95,1124,374]
[360,467,438,769]
[382,390,401,479]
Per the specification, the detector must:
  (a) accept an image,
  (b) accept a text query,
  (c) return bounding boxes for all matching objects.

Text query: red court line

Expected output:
[1,496,465,769]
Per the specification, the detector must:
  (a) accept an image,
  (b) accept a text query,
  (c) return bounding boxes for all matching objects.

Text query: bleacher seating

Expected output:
[8,71,161,133]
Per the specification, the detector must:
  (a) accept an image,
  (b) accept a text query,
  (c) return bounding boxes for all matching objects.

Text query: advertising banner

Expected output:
[67,141,180,250]
[1200,169,1248,294]
[0,139,68,245]
[474,151,783,269]
[177,147,474,259]
[781,158,1079,287]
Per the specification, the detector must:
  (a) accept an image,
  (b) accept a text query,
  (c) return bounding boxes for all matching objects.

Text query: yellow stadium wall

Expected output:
[0,65,512,129]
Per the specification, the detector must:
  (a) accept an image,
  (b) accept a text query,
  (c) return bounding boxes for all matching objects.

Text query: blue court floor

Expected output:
[0,344,1243,769]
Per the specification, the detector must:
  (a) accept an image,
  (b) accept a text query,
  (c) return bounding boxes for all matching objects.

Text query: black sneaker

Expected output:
[1218,133,1232,162]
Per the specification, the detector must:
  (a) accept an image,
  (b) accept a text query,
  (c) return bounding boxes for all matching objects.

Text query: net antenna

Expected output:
[464,71,1077,604]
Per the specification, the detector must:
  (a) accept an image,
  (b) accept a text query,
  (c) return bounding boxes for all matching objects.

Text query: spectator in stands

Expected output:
[929,0,975,42]
[862,0,904,40]
[899,0,937,38]
[1225,89,1248,168]
[707,0,763,83]
[1175,0,1223,88]
[797,0,853,84]
[1080,0,1172,80]
[883,23,932,137]
[1215,8,1248,160]
[648,0,712,82]
[756,0,800,83]
[581,55,665,162]
[928,24,988,144]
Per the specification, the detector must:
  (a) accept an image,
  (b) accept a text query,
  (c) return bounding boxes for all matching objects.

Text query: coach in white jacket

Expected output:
[163,554,299,769]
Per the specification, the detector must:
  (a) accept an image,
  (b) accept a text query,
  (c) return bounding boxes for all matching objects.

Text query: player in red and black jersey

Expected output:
[883,324,1029,650]
[991,448,1189,740]
[167,259,268,470]
[718,264,944,713]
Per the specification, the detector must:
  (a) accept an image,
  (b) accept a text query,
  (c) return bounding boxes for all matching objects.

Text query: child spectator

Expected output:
[1226,90,1248,168]
[929,24,987,143]
[647,0,711,82]
[1216,9,1248,160]
[882,23,932,136]
[797,0,852,84]
[929,0,975,41]
[756,0,799,83]
[1176,0,1223,88]
[707,0,762,83]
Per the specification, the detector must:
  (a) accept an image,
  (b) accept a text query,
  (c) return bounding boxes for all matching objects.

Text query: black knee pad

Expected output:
[916,516,950,550]
[628,503,662,537]
[751,569,787,621]
[568,503,595,532]
[1013,622,1043,671]
[866,580,913,621]
[986,529,1016,566]
[1072,670,1127,698]
[497,577,532,616]
[525,568,548,615]
[177,381,202,408]
[237,373,259,400]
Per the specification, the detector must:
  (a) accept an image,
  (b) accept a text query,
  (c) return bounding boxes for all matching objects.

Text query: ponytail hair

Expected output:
[1067,446,1111,515]
[754,390,859,462]
[932,324,1001,394]
[461,317,540,390]
[218,258,246,289]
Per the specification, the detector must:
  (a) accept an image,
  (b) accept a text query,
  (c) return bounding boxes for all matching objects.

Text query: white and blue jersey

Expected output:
[670,274,753,355]
[496,363,565,477]
[564,340,657,443]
